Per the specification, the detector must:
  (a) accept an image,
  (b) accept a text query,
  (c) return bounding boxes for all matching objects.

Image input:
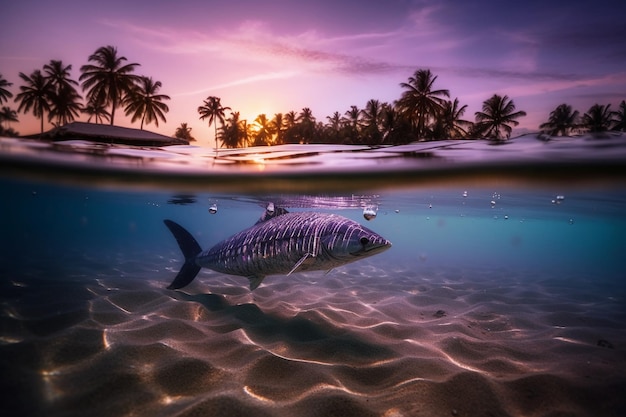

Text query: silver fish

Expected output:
[164,210,391,290]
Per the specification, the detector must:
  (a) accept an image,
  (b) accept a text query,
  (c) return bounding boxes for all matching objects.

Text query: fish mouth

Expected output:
[350,240,392,256]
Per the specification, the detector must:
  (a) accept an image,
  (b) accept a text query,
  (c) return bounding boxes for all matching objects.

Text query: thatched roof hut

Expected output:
[34,122,188,146]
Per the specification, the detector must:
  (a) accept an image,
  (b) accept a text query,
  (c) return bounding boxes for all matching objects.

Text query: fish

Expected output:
[164,209,391,291]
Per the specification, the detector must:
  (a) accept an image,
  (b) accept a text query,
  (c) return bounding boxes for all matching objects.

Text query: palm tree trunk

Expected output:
[110,98,116,126]
[214,123,218,156]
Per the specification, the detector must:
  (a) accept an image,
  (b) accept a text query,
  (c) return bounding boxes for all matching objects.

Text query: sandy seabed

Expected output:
[1,258,625,417]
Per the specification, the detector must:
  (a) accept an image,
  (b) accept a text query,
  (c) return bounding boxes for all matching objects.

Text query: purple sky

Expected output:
[2,0,625,145]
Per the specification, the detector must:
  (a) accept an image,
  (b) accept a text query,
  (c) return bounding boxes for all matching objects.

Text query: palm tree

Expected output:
[0,74,13,104]
[123,76,170,129]
[396,69,450,140]
[474,94,527,140]
[82,99,111,124]
[198,96,231,152]
[43,60,82,126]
[270,113,285,145]
[325,111,344,144]
[581,104,614,133]
[539,103,580,136]
[219,111,247,148]
[379,103,413,144]
[284,111,297,126]
[43,60,79,93]
[252,114,274,146]
[326,111,342,130]
[15,70,54,136]
[361,99,384,144]
[432,98,472,139]
[283,111,299,144]
[79,45,140,125]
[174,122,196,142]
[0,106,19,130]
[611,100,625,132]
[342,105,362,143]
[297,107,316,143]
[48,84,82,126]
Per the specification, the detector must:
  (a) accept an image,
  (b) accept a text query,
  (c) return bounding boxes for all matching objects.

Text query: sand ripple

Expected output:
[1,262,625,417]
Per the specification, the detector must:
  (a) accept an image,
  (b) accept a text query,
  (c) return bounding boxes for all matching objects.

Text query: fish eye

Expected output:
[360,237,370,245]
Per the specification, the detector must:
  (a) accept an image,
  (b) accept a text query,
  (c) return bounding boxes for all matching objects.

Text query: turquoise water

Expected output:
[1,135,625,416]
[2,178,624,286]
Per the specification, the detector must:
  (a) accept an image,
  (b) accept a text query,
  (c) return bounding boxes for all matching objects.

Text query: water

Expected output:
[1,135,625,417]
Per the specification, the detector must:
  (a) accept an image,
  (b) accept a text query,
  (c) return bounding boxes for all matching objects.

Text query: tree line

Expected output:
[0,45,169,138]
[539,102,625,136]
[1,45,624,146]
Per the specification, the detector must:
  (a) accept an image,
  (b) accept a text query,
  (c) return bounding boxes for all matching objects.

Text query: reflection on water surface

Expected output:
[1,133,625,192]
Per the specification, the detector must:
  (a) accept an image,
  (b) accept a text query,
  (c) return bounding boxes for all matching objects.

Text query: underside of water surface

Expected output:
[1,132,625,191]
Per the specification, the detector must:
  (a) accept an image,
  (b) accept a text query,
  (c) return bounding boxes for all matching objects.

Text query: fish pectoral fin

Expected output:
[247,275,266,291]
[288,253,312,276]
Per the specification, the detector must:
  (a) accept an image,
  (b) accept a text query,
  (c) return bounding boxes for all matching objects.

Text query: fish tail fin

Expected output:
[163,220,202,290]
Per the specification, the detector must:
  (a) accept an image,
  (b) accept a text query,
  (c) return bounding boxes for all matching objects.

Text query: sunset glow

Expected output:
[2,0,625,146]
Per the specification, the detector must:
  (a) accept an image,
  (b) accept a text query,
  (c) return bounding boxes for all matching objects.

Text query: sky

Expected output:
[1,0,625,145]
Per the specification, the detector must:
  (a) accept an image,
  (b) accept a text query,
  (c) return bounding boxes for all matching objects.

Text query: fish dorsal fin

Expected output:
[247,275,266,291]
[288,253,312,276]
[255,206,289,224]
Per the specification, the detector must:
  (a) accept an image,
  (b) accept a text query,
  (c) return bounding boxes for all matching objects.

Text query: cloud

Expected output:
[98,16,622,93]
[100,18,411,77]
[465,71,626,102]
[439,66,581,82]
[176,71,300,96]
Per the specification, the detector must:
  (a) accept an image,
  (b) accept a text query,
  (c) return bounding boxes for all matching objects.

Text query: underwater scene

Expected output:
[1,135,626,417]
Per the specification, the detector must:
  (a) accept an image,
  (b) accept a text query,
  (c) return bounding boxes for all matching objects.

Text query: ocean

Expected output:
[1,134,625,417]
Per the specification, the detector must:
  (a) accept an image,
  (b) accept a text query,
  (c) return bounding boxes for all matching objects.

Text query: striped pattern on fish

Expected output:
[164,211,391,291]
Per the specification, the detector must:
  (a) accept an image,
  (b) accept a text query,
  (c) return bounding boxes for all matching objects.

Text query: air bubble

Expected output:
[209,203,218,214]
[363,206,377,221]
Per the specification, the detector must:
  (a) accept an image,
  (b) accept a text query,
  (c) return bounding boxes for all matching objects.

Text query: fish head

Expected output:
[329,225,391,260]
